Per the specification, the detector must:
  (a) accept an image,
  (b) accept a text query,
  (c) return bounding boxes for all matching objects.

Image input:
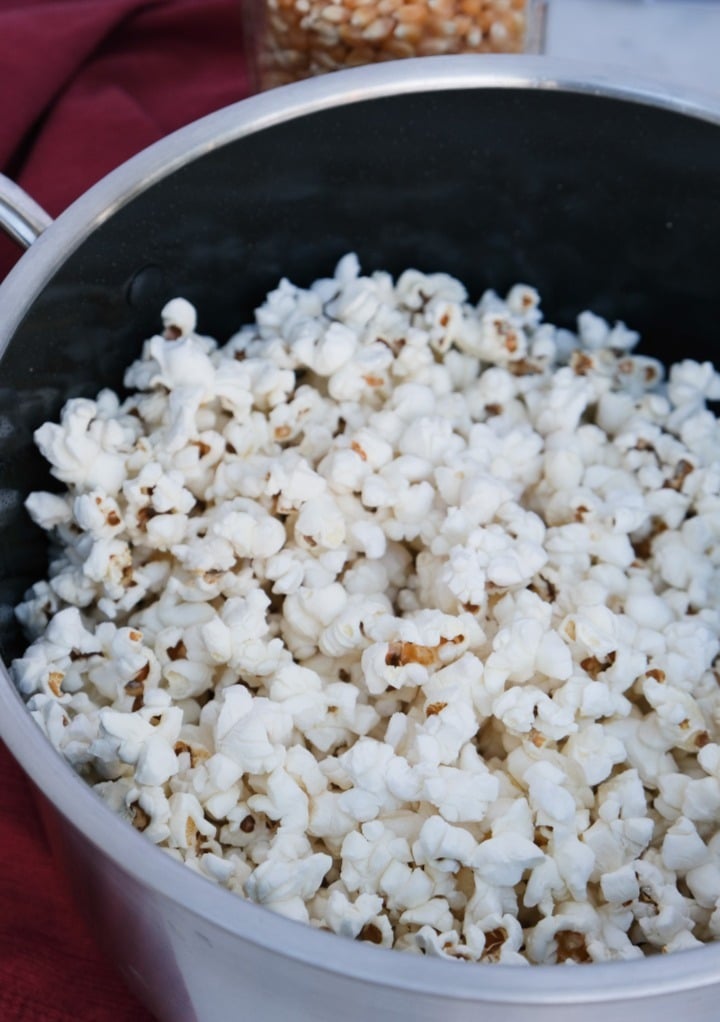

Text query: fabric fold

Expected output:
[0,1,249,1017]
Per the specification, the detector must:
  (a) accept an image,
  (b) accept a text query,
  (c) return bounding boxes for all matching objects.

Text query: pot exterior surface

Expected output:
[2,59,720,1018]
[39,792,720,1022]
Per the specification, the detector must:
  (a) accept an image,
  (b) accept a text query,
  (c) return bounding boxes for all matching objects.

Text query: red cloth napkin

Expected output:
[0,1,250,1017]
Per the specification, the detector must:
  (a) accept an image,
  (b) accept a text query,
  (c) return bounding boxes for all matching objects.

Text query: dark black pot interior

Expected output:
[1,85,719,659]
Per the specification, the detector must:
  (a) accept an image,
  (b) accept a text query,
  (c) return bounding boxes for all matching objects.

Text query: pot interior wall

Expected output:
[1,85,719,660]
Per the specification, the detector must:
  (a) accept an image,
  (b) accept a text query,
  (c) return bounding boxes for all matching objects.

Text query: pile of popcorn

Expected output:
[13,254,720,965]
[250,0,531,90]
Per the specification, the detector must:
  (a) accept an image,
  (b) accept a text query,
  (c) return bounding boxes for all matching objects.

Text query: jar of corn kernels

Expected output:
[244,0,547,90]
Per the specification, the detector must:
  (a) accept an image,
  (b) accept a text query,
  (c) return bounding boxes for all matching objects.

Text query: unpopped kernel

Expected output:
[13,255,720,964]
[251,0,531,91]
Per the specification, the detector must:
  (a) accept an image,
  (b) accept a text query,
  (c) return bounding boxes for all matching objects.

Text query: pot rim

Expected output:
[2,54,720,1003]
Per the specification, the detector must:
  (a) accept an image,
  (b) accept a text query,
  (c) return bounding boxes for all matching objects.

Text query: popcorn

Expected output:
[472,833,545,887]
[14,257,720,965]
[563,724,627,786]
[244,836,332,919]
[413,815,477,871]
[341,821,411,894]
[422,765,498,824]
[247,765,310,833]
[324,890,384,939]
[213,686,292,774]
[25,491,72,530]
[525,902,601,964]
[600,863,640,905]
[161,297,197,339]
[34,397,131,495]
[661,818,709,873]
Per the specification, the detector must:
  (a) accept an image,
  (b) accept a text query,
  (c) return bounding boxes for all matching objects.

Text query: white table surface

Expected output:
[545,0,720,97]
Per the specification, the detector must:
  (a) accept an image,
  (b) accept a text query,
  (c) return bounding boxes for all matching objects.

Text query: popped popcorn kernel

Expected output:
[14,255,720,966]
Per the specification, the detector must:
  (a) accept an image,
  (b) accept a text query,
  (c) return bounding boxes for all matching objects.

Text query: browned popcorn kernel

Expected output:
[131,803,151,832]
[481,926,508,961]
[358,922,384,943]
[555,930,591,964]
[48,671,64,697]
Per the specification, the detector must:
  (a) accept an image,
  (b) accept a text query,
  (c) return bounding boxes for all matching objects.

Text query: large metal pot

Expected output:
[1,56,720,1022]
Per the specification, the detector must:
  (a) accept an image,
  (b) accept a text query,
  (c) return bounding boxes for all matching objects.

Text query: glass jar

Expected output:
[245,0,548,91]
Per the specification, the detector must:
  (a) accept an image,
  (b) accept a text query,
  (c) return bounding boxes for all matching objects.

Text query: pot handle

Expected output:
[0,172,53,249]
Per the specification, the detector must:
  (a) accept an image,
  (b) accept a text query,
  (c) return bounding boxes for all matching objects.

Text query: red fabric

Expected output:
[0,1,250,1017]
[0,0,250,276]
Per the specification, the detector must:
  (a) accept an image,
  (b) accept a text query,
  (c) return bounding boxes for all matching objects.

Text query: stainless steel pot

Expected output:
[2,56,720,1022]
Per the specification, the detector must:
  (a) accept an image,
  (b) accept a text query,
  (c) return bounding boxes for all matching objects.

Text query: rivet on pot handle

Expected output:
[0,172,53,250]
